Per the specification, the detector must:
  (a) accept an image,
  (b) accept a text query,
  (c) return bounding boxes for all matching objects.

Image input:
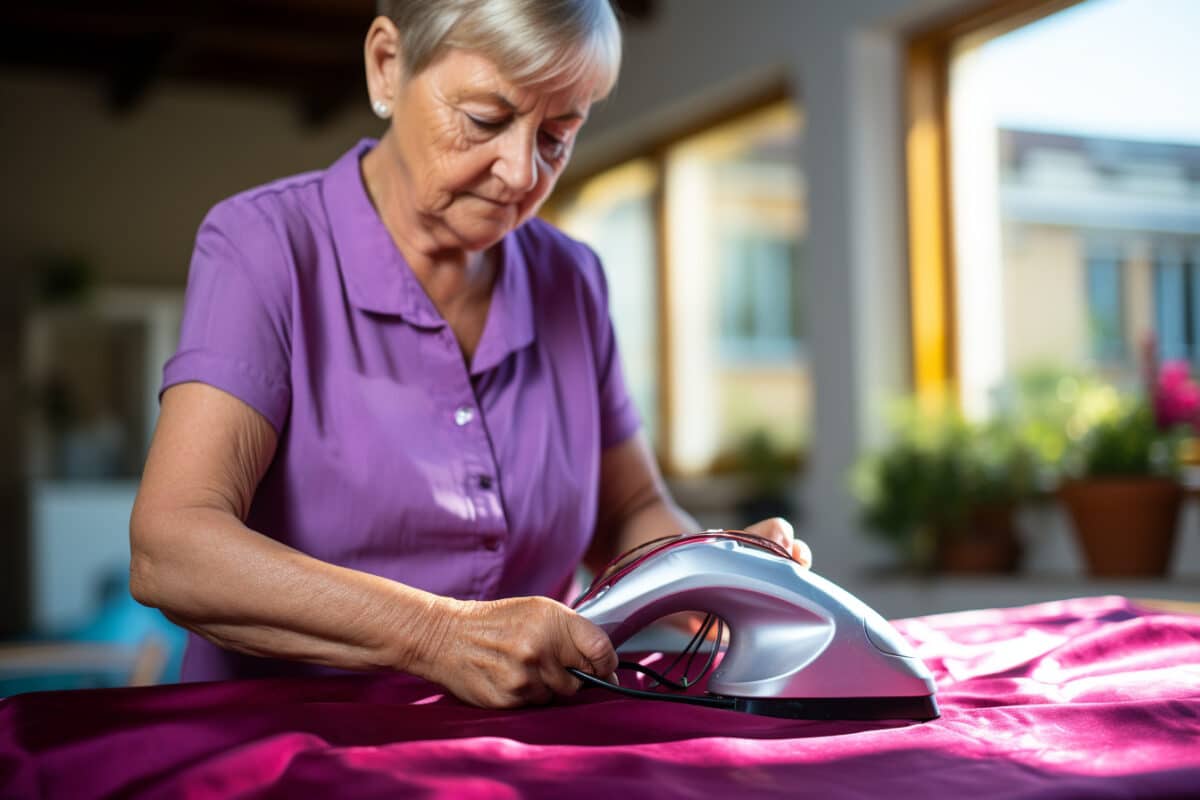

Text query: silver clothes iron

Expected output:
[569,531,939,721]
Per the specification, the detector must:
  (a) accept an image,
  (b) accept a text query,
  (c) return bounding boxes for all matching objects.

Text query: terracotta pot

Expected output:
[1059,477,1183,577]
[936,504,1022,574]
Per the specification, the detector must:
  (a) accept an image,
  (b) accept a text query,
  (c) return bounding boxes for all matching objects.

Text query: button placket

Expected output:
[436,331,509,589]
[449,392,507,555]
[420,324,507,597]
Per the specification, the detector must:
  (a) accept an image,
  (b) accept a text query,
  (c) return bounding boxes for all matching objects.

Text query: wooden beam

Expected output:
[1,1,652,129]
[107,33,177,114]
[4,5,371,42]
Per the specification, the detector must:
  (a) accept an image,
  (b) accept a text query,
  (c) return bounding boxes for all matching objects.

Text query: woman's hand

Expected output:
[426,596,619,709]
[744,517,812,568]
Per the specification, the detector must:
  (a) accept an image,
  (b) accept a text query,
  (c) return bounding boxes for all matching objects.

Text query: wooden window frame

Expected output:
[904,0,1083,406]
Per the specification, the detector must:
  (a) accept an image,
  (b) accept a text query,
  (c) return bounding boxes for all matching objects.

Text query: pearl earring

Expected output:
[372,100,392,119]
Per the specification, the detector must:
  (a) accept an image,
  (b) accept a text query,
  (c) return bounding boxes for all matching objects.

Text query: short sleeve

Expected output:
[161,198,293,433]
[579,245,642,449]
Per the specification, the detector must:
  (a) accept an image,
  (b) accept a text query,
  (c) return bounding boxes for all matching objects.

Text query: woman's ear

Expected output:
[364,16,403,112]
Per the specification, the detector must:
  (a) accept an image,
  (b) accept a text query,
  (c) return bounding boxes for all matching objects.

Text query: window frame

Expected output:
[904,0,1084,407]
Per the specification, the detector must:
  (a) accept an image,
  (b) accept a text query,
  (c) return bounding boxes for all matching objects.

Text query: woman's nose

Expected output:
[494,128,538,193]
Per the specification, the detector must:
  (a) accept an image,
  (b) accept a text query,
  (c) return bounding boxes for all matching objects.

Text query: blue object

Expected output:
[0,573,187,697]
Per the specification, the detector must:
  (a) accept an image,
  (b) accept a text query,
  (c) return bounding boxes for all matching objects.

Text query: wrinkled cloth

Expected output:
[2,596,1199,799]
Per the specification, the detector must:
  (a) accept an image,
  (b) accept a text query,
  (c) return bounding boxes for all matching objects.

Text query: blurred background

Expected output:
[1,0,1197,694]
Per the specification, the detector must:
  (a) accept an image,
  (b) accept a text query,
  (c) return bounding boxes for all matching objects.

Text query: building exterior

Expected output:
[998,128,1200,382]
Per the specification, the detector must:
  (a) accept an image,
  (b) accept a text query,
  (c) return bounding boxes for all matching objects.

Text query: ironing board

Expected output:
[2,595,1199,799]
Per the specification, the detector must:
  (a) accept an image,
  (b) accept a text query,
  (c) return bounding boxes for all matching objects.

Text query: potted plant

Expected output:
[732,429,801,524]
[853,406,1036,574]
[998,364,1118,490]
[1058,384,1189,578]
[937,420,1040,573]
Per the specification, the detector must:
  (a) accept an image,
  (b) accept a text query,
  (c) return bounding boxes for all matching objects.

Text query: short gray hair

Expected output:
[376,0,621,99]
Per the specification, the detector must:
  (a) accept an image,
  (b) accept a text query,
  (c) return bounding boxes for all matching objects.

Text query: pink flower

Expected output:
[1155,360,1200,430]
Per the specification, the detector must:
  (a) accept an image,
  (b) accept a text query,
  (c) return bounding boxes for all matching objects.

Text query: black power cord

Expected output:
[569,613,726,703]
[633,613,724,689]
[567,666,736,710]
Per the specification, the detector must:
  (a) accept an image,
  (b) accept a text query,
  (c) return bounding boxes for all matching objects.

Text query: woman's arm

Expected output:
[589,432,812,572]
[131,383,616,706]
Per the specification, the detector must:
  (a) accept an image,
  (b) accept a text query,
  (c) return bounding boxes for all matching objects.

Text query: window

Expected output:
[1084,243,1124,363]
[549,99,808,475]
[718,235,802,362]
[909,0,1200,416]
[1153,240,1200,363]
[551,160,660,443]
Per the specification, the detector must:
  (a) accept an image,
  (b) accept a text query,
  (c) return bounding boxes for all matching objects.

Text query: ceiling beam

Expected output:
[0,1,655,129]
[107,33,177,114]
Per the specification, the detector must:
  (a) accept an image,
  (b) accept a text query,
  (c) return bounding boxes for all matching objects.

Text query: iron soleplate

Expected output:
[720,693,940,721]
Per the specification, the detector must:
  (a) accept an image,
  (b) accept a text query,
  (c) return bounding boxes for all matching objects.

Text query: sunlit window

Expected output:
[948,0,1200,417]
[551,100,809,475]
[552,160,660,443]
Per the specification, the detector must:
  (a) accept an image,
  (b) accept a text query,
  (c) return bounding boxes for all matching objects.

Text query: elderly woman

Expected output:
[130,0,810,709]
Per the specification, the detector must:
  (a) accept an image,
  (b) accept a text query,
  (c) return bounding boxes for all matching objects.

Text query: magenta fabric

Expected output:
[3,595,1199,799]
[161,139,641,682]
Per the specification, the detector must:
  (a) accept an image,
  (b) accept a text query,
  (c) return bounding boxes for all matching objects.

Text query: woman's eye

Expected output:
[539,131,566,160]
[467,114,507,132]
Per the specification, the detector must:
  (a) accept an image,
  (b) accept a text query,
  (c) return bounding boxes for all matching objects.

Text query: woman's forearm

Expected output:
[608,495,700,566]
[130,504,455,676]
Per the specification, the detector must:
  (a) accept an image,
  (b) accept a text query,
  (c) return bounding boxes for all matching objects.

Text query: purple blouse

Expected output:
[162,139,641,681]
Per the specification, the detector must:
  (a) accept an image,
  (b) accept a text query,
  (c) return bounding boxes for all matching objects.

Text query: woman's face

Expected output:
[386,49,594,252]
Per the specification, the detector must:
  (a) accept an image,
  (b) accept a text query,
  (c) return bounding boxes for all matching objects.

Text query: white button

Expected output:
[454,406,474,426]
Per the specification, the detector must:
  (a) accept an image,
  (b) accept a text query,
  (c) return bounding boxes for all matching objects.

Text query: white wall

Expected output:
[0,72,384,287]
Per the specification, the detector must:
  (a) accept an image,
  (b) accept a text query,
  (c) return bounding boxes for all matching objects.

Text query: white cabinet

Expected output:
[23,289,181,631]
[30,480,140,631]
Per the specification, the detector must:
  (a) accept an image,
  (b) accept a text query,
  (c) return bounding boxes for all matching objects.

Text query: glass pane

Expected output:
[1154,243,1188,362]
[551,160,660,444]
[665,102,808,473]
[1085,249,1124,362]
[950,0,1200,417]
